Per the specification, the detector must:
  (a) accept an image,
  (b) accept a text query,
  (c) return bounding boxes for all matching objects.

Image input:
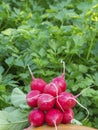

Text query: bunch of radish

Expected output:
[25,62,89,129]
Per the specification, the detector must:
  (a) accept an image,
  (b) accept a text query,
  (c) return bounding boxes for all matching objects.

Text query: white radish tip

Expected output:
[53,120,58,130]
[68,97,89,121]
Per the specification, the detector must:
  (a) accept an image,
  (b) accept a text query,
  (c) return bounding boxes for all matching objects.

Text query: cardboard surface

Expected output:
[28,124,97,130]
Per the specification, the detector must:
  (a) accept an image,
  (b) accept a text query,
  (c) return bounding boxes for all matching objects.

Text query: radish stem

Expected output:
[27,64,35,79]
[75,85,94,98]
[61,60,65,78]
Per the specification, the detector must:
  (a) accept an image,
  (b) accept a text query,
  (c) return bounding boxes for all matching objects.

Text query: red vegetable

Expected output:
[28,109,45,127]
[62,109,74,124]
[27,64,47,93]
[30,78,47,93]
[52,75,66,92]
[45,108,63,126]
[44,82,62,97]
[56,92,76,110]
[26,90,41,107]
[52,60,67,92]
[37,93,55,111]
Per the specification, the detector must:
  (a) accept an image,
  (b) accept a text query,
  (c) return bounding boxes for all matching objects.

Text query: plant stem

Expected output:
[86,38,94,60]
[27,64,34,79]
[61,60,65,77]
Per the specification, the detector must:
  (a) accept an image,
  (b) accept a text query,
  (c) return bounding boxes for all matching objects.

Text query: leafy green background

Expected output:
[0,0,98,129]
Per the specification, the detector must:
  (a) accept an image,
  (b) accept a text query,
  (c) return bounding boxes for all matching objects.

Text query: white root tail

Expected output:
[51,83,65,112]
[68,97,89,121]
[53,120,58,130]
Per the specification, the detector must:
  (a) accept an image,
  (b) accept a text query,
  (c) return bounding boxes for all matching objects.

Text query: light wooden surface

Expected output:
[29,124,97,130]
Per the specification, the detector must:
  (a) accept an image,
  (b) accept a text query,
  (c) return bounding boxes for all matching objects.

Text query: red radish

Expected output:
[27,64,47,93]
[26,90,41,107]
[56,92,76,110]
[37,93,55,111]
[44,82,62,97]
[30,78,47,93]
[52,60,66,92]
[62,109,74,124]
[28,109,45,127]
[52,76,66,92]
[45,108,63,126]
[56,91,90,120]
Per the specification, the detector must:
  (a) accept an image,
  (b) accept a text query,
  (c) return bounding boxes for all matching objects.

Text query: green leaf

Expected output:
[0,109,28,130]
[14,58,25,68]
[93,73,98,86]
[0,111,9,124]
[19,73,29,79]
[79,64,88,73]
[0,66,4,74]
[0,85,6,93]
[3,74,18,87]
[11,88,29,109]
[5,57,14,66]
[94,117,98,128]
[82,88,96,97]
[1,28,15,36]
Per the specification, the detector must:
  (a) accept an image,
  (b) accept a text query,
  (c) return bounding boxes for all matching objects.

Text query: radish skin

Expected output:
[52,76,66,92]
[56,92,76,110]
[62,109,74,124]
[28,109,45,127]
[56,92,89,120]
[52,61,66,92]
[26,90,41,107]
[30,78,47,93]
[45,108,63,126]
[37,93,55,111]
[44,82,62,97]
[27,64,47,93]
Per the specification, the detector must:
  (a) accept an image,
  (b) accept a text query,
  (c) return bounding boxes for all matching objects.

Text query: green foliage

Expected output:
[0,107,28,130]
[0,0,98,129]
[0,88,29,130]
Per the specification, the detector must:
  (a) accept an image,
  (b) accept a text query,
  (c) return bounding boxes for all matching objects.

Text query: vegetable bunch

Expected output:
[26,63,77,128]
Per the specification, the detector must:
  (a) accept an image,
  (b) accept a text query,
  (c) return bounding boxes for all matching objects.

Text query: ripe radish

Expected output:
[45,108,63,126]
[56,92,76,110]
[52,60,66,92]
[44,82,62,97]
[26,90,41,107]
[27,65,47,93]
[30,78,47,93]
[56,91,89,120]
[62,109,74,124]
[37,93,55,111]
[52,76,66,92]
[28,109,45,127]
